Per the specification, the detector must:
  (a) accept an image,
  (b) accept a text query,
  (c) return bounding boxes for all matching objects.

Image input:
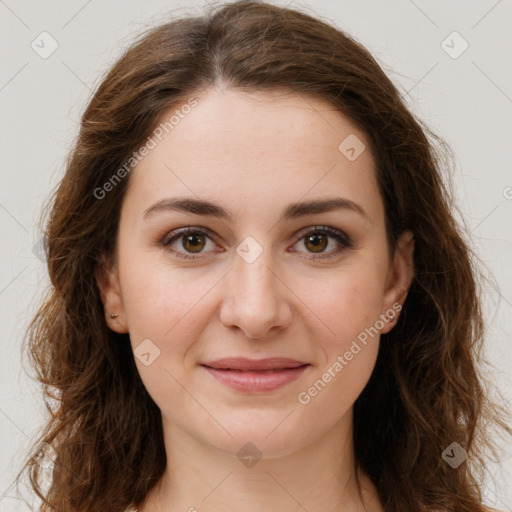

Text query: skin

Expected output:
[97,86,415,512]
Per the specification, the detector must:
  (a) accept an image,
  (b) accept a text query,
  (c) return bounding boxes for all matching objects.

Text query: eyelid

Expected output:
[289,225,353,260]
[160,225,353,260]
[293,225,352,247]
[161,226,222,260]
[161,225,218,246]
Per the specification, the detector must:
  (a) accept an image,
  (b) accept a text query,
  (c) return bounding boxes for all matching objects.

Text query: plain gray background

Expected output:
[1,0,511,509]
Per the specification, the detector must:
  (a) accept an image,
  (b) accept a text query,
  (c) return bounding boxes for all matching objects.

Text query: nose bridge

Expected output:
[219,243,291,339]
[236,250,275,299]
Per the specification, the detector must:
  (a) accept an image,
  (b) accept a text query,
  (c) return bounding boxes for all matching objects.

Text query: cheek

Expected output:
[118,258,219,384]
[295,336,379,444]
[119,252,216,336]
[290,264,385,411]
[307,287,381,387]
[293,270,384,414]
[118,264,211,420]
[293,262,387,354]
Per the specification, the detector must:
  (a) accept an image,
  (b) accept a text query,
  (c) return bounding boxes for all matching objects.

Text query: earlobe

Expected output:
[95,255,129,333]
[380,230,415,334]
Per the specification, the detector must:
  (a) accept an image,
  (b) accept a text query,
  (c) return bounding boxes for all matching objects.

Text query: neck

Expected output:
[139,409,382,512]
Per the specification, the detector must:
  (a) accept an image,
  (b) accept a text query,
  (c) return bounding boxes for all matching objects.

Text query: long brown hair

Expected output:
[16,2,510,511]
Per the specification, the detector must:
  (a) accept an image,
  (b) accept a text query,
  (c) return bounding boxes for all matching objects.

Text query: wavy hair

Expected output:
[16,1,511,511]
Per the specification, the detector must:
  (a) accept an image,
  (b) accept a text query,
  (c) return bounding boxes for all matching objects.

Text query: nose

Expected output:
[219,250,293,340]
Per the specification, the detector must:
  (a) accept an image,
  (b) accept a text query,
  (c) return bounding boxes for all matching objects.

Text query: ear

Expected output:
[95,254,129,333]
[380,230,414,334]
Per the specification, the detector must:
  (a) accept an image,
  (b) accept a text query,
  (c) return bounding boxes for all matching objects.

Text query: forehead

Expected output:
[123,87,383,224]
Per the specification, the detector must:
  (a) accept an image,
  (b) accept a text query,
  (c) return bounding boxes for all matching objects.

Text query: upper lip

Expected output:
[201,357,308,371]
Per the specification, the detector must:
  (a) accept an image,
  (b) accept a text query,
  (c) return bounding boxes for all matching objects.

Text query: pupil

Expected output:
[307,234,326,252]
[184,234,204,252]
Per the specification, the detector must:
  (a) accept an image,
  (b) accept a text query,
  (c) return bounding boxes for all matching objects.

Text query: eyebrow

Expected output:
[143,196,368,222]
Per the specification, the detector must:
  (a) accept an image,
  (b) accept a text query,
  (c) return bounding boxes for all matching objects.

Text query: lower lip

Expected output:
[202,365,309,392]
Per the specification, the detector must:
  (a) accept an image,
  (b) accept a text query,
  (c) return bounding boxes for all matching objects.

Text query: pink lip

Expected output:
[202,357,307,371]
[201,358,310,392]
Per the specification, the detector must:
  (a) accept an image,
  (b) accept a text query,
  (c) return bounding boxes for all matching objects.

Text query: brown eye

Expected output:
[182,232,206,253]
[304,233,328,253]
[293,226,353,260]
[162,227,218,259]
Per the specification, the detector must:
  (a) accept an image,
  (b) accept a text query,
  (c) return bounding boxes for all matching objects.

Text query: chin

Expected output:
[203,415,313,461]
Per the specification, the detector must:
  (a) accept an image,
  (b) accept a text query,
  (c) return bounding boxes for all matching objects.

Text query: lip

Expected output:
[200,358,310,393]
[202,357,308,371]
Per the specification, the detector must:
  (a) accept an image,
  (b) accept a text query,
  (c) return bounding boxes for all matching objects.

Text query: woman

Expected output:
[17,1,510,511]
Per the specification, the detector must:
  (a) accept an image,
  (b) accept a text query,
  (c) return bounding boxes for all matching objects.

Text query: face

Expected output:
[97,87,414,458]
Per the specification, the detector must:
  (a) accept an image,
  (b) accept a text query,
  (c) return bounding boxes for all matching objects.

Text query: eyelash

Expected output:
[161,226,353,261]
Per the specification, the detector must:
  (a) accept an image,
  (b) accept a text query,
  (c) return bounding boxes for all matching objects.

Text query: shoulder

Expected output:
[483,507,503,512]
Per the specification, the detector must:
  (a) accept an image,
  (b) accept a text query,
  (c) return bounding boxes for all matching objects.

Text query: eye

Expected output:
[161,225,352,260]
[291,226,353,260]
[162,227,219,260]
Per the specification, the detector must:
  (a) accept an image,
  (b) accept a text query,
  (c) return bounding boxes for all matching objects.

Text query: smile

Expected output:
[201,364,310,392]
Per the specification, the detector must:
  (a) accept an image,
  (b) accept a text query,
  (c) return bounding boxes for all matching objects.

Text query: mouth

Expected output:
[200,358,310,392]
